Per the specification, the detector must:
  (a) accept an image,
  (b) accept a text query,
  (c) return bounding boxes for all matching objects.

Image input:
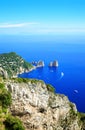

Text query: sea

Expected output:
[0,35,85,112]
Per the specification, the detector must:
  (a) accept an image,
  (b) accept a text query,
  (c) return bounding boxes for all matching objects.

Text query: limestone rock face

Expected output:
[5,79,81,130]
[49,62,53,67]
[0,67,8,78]
[49,60,58,67]
[53,60,59,67]
[31,61,38,66]
[37,61,45,67]
[32,61,45,67]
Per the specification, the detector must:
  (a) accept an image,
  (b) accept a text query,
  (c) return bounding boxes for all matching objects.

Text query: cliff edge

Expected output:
[3,78,84,130]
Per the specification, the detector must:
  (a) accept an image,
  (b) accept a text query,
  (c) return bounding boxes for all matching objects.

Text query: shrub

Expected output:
[0,83,5,89]
[12,78,30,83]
[4,115,25,130]
[0,90,12,108]
[0,83,12,108]
[0,77,3,82]
[77,112,85,128]
[46,84,55,93]
[68,102,78,122]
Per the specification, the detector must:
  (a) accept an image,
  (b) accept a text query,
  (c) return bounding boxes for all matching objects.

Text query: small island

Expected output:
[49,60,59,67]
[37,60,45,67]
[32,60,45,67]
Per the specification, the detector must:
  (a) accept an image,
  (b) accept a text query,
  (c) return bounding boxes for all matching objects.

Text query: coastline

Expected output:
[14,66,37,78]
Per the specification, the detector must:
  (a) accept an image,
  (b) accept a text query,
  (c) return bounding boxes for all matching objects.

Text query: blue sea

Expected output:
[0,36,85,112]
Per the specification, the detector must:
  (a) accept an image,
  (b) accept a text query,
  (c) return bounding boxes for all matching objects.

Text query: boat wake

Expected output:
[57,72,64,81]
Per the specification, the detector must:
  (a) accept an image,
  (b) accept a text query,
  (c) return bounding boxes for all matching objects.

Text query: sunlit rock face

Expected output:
[37,61,45,67]
[49,60,58,67]
[49,62,53,67]
[32,60,45,67]
[52,60,59,67]
[5,79,81,130]
[0,67,8,78]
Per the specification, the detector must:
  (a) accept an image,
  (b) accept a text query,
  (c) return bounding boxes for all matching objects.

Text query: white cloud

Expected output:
[0,22,39,28]
[0,22,85,35]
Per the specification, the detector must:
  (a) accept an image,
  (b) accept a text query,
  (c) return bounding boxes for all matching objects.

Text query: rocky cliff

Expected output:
[0,67,8,79]
[4,78,84,130]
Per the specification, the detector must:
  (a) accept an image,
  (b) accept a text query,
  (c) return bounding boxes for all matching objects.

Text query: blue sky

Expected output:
[0,0,85,35]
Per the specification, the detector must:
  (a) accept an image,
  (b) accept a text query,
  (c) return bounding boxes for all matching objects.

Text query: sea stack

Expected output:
[31,61,37,66]
[49,62,53,67]
[53,60,59,67]
[37,60,45,67]
[49,60,58,67]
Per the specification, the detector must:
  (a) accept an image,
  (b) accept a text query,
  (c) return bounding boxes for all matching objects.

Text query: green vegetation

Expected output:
[30,79,44,84]
[46,84,55,93]
[0,83,12,109]
[0,90,12,109]
[0,82,25,130]
[69,102,77,120]
[11,77,44,84]
[67,103,85,129]
[77,112,85,129]
[0,52,33,78]
[60,103,78,129]
[4,115,25,130]
[11,77,30,83]
[0,83,5,89]
[78,112,85,122]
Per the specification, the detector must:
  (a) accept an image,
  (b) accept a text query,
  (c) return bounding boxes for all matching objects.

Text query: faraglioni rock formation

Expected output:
[37,60,45,67]
[4,78,84,130]
[32,60,45,67]
[49,60,59,67]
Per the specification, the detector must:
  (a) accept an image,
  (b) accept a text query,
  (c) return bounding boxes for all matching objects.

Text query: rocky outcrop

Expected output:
[0,67,8,78]
[32,61,38,66]
[49,62,52,67]
[37,61,45,67]
[49,60,58,67]
[32,61,45,67]
[5,79,82,130]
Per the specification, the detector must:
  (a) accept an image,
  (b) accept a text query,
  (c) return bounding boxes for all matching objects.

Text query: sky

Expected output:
[0,0,85,37]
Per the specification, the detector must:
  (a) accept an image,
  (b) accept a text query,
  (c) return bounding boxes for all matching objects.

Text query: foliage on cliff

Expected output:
[4,115,25,130]
[0,52,33,78]
[0,81,25,130]
[46,84,55,93]
[0,83,12,109]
